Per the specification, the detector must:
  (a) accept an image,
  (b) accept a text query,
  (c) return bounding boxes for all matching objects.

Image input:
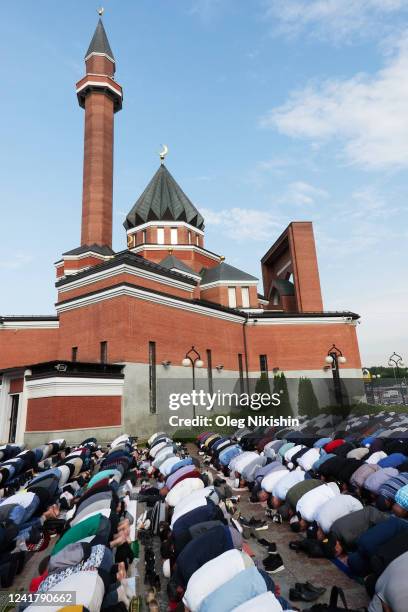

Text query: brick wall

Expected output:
[25,396,121,431]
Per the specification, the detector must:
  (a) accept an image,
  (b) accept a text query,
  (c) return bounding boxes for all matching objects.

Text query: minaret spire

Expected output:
[75,16,123,248]
[85,16,115,64]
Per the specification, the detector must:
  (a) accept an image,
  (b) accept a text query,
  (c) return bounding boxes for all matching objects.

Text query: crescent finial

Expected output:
[159,144,169,164]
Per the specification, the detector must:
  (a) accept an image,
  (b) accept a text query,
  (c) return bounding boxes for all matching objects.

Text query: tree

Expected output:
[298,377,319,417]
[273,372,292,418]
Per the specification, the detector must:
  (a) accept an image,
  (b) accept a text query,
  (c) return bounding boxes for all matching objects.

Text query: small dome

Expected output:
[123,165,205,231]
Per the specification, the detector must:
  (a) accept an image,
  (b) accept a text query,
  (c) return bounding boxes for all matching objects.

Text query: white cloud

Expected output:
[285,181,328,205]
[260,36,408,169]
[0,253,32,270]
[262,0,407,42]
[202,207,282,241]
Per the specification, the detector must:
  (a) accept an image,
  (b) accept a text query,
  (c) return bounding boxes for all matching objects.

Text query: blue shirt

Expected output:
[378,453,407,469]
[169,457,194,474]
[199,566,266,612]
[219,445,242,466]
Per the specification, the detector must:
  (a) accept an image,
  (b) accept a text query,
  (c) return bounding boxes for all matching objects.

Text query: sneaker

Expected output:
[239,515,267,530]
[253,520,268,531]
[263,553,284,574]
[295,582,326,596]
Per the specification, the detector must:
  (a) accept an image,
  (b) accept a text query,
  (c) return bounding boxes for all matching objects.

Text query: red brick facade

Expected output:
[26,396,121,431]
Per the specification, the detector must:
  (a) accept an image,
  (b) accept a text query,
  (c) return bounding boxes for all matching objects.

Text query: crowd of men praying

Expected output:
[0,409,407,611]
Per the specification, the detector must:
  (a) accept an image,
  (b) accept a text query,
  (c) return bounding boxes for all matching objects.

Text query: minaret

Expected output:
[76,16,123,248]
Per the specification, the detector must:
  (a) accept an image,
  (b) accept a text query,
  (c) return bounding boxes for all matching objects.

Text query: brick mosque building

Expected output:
[0,19,362,445]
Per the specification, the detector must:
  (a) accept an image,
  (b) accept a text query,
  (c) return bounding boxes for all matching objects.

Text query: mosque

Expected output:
[0,18,362,445]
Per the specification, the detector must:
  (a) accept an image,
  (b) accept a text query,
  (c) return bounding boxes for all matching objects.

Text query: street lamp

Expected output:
[388,352,406,405]
[182,346,203,417]
[325,344,347,406]
[363,369,381,404]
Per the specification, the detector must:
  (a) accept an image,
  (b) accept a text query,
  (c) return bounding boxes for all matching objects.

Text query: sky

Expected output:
[0,0,407,366]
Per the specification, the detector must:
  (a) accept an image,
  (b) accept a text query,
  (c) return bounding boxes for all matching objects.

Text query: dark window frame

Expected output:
[238,353,244,393]
[100,341,108,364]
[260,354,268,376]
[206,349,213,395]
[71,347,78,362]
[149,341,157,414]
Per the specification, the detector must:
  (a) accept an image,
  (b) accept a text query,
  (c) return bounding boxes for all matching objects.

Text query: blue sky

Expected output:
[1,0,407,366]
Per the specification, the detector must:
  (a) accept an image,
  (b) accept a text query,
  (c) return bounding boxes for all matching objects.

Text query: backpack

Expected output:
[306,586,367,612]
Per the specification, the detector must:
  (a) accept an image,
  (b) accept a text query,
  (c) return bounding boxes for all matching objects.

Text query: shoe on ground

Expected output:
[257,538,277,552]
[263,553,284,573]
[295,582,326,596]
[289,586,320,602]
[240,515,269,530]
[254,521,268,531]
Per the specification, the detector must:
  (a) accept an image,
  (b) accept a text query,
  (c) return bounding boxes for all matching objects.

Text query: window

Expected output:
[71,347,78,362]
[100,341,108,364]
[170,228,178,244]
[149,341,157,414]
[238,353,244,394]
[157,228,165,244]
[241,287,250,308]
[260,354,268,375]
[188,231,192,244]
[228,287,237,308]
[8,395,19,443]
[142,229,147,243]
[196,235,200,246]
[206,349,213,395]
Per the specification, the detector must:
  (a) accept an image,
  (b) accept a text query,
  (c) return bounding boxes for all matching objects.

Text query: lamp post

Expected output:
[388,352,406,405]
[182,346,204,417]
[364,369,381,404]
[325,344,347,406]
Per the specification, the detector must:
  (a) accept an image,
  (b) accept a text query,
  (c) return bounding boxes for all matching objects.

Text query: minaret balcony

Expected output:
[76,75,123,112]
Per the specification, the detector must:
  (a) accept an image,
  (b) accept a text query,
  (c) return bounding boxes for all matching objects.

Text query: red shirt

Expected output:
[29,570,48,592]
[324,439,346,453]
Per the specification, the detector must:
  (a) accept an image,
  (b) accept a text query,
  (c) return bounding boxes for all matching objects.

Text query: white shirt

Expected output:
[229,451,255,473]
[297,448,321,472]
[272,470,305,500]
[152,450,175,470]
[284,445,305,463]
[0,491,36,509]
[165,477,204,507]
[296,482,340,522]
[170,486,215,525]
[159,456,180,476]
[261,467,289,493]
[231,452,260,476]
[315,494,363,533]
[183,550,252,612]
[366,451,387,465]
[149,441,170,458]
